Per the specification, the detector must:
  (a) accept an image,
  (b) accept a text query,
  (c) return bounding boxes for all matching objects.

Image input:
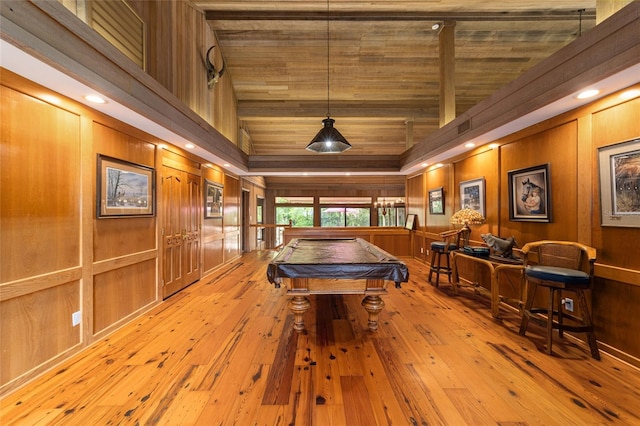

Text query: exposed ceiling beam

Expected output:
[237,101,439,120]
[247,155,401,174]
[205,10,595,23]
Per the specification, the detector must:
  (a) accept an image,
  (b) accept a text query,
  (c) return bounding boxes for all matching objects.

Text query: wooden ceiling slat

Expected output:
[195,1,598,168]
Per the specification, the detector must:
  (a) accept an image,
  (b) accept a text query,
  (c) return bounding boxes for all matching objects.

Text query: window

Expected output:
[275,206,313,227]
[319,197,371,227]
[374,198,405,227]
[321,207,371,227]
[256,196,264,224]
[275,197,314,246]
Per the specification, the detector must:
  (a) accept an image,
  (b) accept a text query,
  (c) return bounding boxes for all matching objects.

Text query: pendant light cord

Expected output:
[326,0,331,118]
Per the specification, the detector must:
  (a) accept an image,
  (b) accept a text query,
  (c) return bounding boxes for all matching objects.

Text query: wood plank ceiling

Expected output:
[195,1,596,174]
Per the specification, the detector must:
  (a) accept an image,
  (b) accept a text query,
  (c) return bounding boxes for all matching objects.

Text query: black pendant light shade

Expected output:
[306,117,352,153]
[307,0,352,154]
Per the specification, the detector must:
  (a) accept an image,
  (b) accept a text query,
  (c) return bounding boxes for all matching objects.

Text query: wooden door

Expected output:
[162,166,201,299]
[183,173,201,286]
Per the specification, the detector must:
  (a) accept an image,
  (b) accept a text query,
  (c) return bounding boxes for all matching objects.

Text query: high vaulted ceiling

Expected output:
[195,1,597,174]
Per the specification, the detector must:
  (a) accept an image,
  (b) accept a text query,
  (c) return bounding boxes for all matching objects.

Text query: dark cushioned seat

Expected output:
[526,266,590,286]
[431,241,458,251]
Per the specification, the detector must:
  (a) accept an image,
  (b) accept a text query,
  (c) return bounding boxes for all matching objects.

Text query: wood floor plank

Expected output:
[2,251,640,425]
[340,376,378,425]
[444,387,502,424]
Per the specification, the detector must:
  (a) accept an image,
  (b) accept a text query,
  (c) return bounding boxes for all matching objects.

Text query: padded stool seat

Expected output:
[431,241,458,251]
[519,241,600,360]
[526,266,590,286]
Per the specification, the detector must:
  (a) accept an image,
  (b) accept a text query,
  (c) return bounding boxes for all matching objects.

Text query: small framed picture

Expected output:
[405,213,416,230]
[598,138,640,227]
[429,187,445,215]
[204,180,223,218]
[508,163,551,222]
[97,155,155,218]
[460,177,485,217]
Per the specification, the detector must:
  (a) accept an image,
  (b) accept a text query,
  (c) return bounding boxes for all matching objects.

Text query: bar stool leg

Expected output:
[546,287,555,355]
[519,281,538,335]
[428,249,437,283]
[445,252,452,283]
[557,290,564,338]
[576,289,600,360]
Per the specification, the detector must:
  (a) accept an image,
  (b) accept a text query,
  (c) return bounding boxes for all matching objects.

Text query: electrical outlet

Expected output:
[420,247,424,253]
[564,298,574,312]
[72,311,81,326]
[426,249,430,256]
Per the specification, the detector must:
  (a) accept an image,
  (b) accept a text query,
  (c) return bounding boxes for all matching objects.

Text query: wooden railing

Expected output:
[250,221,292,249]
[282,227,412,257]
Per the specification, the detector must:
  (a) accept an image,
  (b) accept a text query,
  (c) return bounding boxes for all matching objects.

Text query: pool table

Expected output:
[267,238,409,332]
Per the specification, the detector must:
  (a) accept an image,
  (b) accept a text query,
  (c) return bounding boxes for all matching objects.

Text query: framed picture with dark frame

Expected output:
[428,187,445,215]
[205,180,223,218]
[96,155,155,218]
[598,138,640,227]
[508,163,551,222]
[460,177,485,217]
[404,213,416,230]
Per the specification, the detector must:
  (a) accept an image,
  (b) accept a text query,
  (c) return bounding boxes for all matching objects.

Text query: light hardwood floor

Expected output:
[2,250,640,425]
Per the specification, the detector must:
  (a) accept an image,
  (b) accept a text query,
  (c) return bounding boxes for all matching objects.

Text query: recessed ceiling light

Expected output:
[345,172,351,176]
[185,143,195,149]
[84,94,107,104]
[434,163,443,168]
[223,163,230,167]
[619,89,640,100]
[465,142,475,148]
[577,89,599,99]
[489,143,499,149]
[421,163,428,167]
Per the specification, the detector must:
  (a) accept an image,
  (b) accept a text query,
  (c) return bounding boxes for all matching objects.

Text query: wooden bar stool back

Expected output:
[518,240,599,359]
[428,228,467,286]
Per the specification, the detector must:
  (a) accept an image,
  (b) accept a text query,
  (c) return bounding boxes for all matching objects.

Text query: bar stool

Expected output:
[429,229,465,286]
[518,240,599,360]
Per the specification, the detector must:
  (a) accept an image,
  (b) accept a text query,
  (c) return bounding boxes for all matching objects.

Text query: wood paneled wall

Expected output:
[128,0,239,147]
[223,174,241,262]
[202,165,226,274]
[242,177,267,251]
[0,70,248,395]
[0,73,160,393]
[405,84,640,367]
[1,83,83,387]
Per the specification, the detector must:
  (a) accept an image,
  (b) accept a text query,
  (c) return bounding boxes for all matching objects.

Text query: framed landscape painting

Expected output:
[97,155,155,218]
[598,138,640,227]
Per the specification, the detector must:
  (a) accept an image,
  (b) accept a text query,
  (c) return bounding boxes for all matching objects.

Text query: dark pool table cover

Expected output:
[267,238,409,286]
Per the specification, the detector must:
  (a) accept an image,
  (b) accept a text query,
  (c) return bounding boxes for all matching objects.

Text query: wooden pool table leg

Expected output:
[361,295,385,332]
[288,295,311,332]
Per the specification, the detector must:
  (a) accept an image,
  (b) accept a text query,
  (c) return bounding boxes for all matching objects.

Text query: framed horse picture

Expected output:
[508,163,551,222]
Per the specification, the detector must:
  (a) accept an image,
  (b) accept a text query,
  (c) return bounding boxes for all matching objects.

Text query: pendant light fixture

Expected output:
[306,0,352,154]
